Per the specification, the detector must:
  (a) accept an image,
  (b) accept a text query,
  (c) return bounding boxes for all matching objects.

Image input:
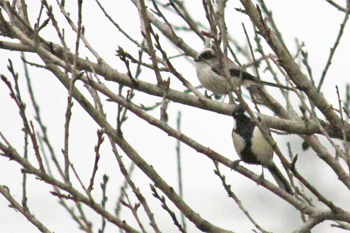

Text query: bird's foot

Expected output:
[257,168,265,185]
[204,90,213,99]
[231,160,241,170]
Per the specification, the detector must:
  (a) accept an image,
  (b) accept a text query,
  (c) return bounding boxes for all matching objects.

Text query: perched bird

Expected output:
[194,48,293,96]
[231,104,293,194]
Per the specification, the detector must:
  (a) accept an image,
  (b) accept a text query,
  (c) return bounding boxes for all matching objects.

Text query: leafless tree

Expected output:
[0,0,350,232]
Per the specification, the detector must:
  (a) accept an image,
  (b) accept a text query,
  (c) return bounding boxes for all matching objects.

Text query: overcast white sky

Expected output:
[0,0,350,232]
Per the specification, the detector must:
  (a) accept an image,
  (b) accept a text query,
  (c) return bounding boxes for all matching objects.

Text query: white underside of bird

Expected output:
[195,61,230,96]
[232,128,274,165]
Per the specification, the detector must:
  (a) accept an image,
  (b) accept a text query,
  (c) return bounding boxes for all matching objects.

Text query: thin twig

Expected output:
[242,23,260,79]
[213,161,270,233]
[137,0,163,85]
[1,72,45,173]
[121,187,146,233]
[150,185,185,233]
[95,0,143,48]
[99,175,109,233]
[325,0,347,12]
[87,129,104,194]
[0,185,52,233]
[318,2,350,92]
[176,111,186,231]
[109,140,161,233]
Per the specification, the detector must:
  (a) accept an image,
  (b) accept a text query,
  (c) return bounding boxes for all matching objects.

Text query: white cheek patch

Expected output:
[232,131,245,158]
[251,129,274,164]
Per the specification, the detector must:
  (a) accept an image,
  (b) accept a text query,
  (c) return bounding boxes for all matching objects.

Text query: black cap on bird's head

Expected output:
[232,104,246,119]
[194,48,216,62]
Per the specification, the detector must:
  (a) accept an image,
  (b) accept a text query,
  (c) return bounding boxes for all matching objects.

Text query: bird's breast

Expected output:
[195,62,229,95]
[250,129,274,165]
[231,130,246,157]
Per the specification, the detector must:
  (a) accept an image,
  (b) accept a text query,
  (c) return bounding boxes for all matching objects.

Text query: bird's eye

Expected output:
[199,50,215,60]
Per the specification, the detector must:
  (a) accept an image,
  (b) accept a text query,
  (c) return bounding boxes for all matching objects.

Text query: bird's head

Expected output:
[194,48,217,64]
[232,104,246,120]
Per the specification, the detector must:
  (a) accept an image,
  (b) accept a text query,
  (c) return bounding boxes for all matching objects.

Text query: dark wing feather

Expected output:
[229,69,257,82]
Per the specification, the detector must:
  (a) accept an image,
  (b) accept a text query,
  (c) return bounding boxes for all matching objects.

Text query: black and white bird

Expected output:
[231,105,293,194]
[194,48,293,96]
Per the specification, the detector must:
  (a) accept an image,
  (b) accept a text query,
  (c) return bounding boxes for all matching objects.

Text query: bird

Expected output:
[231,104,293,194]
[194,48,293,96]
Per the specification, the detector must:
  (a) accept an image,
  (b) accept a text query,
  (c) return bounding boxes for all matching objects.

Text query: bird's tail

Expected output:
[258,80,294,90]
[267,163,293,194]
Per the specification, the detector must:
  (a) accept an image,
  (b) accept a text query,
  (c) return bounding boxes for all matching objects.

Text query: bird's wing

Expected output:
[229,69,257,82]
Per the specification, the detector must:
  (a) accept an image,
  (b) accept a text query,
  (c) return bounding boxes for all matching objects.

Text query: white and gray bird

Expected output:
[194,48,293,96]
[231,105,293,194]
